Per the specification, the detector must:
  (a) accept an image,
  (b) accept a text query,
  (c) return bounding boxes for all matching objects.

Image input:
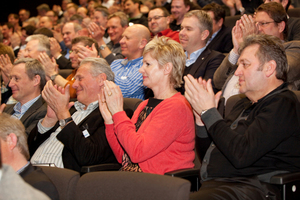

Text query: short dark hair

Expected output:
[239,34,288,82]
[149,6,170,17]
[8,13,19,20]
[256,2,288,40]
[34,27,54,37]
[70,14,84,24]
[21,25,37,36]
[3,22,14,32]
[202,2,225,22]
[94,6,109,17]
[72,36,99,54]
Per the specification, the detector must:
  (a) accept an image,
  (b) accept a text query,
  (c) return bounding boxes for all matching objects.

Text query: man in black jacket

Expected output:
[29,57,120,172]
[179,10,224,93]
[202,3,233,53]
[185,34,300,200]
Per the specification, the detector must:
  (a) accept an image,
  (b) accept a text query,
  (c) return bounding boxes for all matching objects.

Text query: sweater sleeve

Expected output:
[112,95,194,163]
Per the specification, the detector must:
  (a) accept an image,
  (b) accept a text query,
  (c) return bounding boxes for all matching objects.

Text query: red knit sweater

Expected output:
[105,92,195,175]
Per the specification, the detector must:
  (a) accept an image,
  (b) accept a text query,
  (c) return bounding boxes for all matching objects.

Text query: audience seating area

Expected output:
[39,166,191,200]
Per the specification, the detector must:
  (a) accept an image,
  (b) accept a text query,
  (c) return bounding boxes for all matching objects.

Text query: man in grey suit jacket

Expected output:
[1,58,47,135]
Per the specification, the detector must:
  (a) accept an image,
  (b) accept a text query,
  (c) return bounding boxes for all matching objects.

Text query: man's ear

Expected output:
[166,16,171,25]
[277,21,285,34]
[216,18,223,28]
[98,73,107,87]
[33,75,41,87]
[264,60,276,78]
[6,133,18,150]
[201,29,210,41]
[139,38,148,49]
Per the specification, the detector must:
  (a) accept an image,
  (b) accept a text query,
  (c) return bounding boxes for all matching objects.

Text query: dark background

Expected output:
[0,0,80,24]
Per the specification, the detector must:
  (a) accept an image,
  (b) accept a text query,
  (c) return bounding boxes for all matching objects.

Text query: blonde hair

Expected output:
[143,36,185,88]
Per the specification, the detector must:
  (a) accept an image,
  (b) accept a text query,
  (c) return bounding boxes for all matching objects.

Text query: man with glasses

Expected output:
[214,2,300,100]
[148,6,179,43]
[264,0,300,41]
[41,36,99,98]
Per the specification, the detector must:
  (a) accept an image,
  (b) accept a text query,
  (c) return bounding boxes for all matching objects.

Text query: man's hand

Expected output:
[0,54,13,78]
[49,38,62,59]
[232,20,243,54]
[239,14,257,36]
[17,49,25,59]
[184,75,222,115]
[88,22,105,41]
[42,81,72,120]
[38,52,59,79]
[77,44,98,62]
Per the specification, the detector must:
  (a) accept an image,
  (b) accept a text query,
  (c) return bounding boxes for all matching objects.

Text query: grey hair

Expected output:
[80,57,115,81]
[14,58,46,91]
[0,113,29,160]
[26,34,51,57]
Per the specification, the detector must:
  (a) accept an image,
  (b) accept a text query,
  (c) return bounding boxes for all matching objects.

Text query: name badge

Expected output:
[83,130,90,138]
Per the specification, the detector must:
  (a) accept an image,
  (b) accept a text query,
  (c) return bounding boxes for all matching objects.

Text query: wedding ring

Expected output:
[108,92,112,96]
[102,100,106,103]
[92,32,94,35]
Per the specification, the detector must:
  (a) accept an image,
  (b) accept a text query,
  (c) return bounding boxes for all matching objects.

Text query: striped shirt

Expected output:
[30,101,99,168]
[12,95,41,119]
[110,57,146,100]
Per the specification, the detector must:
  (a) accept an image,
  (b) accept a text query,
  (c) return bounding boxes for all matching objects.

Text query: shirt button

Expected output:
[211,144,215,147]
[203,159,207,163]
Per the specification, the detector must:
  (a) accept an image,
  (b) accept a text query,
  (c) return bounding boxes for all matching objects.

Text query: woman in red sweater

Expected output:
[99,36,195,174]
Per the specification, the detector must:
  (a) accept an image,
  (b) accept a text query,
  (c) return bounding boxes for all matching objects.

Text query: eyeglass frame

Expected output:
[255,21,276,27]
[147,15,166,22]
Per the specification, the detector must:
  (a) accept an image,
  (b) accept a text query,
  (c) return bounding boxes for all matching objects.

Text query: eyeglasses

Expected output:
[69,49,79,54]
[148,16,165,22]
[255,21,275,27]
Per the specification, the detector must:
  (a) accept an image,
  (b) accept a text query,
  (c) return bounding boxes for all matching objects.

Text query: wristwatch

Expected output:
[50,74,59,81]
[201,109,208,116]
[99,44,106,50]
[59,117,73,127]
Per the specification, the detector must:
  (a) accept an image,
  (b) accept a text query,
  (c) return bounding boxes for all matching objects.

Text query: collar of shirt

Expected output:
[13,95,41,119]
[185,46,206,67]
[207,28,221,45]
[17,161,30,174]
[74,100,99,112]
[120,56,143,66]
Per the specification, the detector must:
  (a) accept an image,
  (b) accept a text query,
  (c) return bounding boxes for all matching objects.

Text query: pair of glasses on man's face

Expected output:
[147,16,165,22]
[255,21,276,27]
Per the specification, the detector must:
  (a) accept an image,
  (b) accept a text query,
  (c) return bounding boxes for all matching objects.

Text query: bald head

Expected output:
[120,24,150,60]
[132,24,151,41]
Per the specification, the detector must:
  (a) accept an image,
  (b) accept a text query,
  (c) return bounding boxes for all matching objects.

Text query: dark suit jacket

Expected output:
[28,107,119,173]
[3,96,47,135]
[56,51,73,70]
[20,163,59,200]
[180,48,225,93]
[206,25,233,53]
[287,17,300,41]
